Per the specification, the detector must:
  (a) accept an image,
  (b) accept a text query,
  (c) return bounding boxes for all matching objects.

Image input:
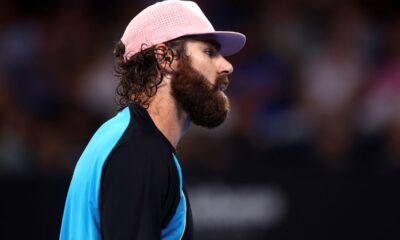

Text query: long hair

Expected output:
[113,38,187,110]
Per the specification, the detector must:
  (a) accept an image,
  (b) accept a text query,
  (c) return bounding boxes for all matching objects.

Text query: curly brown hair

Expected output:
[113,38,187,110]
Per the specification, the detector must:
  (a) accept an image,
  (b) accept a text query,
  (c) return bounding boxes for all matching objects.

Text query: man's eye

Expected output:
[204,48,215,56]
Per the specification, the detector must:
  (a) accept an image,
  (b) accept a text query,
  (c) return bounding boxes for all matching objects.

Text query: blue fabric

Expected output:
[60,106,187,240]
[161,154,187,240]
[60,107,131,240]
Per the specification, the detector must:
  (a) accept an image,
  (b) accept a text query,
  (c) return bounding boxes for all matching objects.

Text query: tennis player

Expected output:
[60,0,246,239]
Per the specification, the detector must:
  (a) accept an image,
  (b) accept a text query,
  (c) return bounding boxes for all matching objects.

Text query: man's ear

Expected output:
[154,44,175,73]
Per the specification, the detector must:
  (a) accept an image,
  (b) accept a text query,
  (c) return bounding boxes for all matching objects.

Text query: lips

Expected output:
[218,82,228,91]
[215,77,229,92]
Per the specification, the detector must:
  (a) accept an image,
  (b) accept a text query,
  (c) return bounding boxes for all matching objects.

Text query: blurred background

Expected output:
[1,0,399,239]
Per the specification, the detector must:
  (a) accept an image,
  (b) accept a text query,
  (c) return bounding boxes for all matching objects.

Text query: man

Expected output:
[60,0,245,239]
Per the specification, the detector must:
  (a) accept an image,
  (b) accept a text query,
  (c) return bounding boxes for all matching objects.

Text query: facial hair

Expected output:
[171,58,230,128]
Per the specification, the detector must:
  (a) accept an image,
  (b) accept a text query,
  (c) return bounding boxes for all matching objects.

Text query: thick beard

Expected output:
[171,58,230,128]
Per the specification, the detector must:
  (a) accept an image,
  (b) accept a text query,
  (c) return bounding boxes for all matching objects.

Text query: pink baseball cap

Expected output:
[121,0,246,60]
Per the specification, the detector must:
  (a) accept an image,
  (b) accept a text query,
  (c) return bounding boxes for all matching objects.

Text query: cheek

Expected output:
[195,65,217,85]
[207,72,217,85]
[190,58,217,84]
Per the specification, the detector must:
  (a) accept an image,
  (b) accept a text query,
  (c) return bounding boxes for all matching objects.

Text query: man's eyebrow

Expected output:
[185,34,222,52]
[205,40,221,52]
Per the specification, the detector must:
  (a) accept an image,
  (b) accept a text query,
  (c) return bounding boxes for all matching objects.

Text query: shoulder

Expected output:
[99,125,179,215]
[101,126,177,185]
[111,126,173,165]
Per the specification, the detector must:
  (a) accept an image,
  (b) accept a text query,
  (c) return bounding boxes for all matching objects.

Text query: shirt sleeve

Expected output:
[99,141,176,240]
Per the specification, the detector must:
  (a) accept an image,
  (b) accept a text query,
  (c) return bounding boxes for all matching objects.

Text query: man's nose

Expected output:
[217,56,233,76]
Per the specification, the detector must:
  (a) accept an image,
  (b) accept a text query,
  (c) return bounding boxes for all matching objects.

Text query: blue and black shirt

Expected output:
[60,104,193,239]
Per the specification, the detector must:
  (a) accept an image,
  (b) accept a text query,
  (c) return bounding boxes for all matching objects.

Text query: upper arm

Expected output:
[99,143,172,240]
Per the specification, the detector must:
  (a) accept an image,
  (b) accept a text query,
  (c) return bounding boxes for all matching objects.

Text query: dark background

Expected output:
[1,0,399,239]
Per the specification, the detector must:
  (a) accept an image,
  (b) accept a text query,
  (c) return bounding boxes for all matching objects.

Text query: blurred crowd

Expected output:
[0,0,400,177]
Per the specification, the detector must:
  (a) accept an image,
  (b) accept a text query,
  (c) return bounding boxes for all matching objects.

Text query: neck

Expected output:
[146,83,190,149]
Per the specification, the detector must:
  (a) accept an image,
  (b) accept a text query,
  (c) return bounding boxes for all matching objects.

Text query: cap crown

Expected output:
[121,0,216,60]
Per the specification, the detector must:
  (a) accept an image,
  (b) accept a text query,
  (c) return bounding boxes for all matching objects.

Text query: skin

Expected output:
[146,39,233,148]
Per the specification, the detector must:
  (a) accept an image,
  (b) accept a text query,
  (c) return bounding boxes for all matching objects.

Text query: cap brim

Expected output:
[184,31,246,56]
[213,31,246,56]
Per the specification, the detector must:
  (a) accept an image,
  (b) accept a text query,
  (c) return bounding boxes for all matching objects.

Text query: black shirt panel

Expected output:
[99,104,189,239]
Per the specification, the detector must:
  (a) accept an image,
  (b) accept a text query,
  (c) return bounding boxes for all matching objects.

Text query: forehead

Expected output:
[185,38,221,51]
